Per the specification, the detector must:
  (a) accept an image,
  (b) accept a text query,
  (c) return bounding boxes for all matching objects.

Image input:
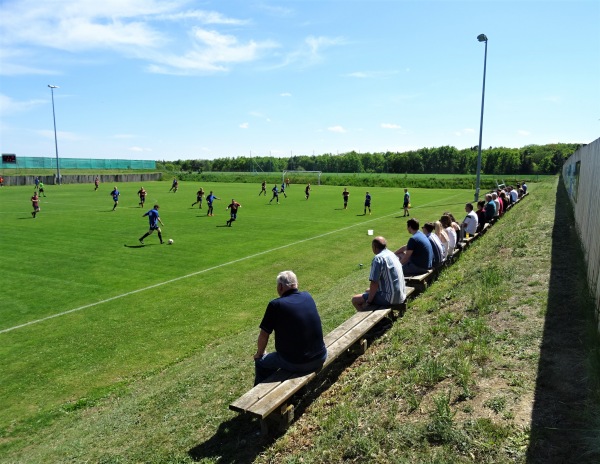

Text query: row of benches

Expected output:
[230,192,528,434]
[404,192,527,290]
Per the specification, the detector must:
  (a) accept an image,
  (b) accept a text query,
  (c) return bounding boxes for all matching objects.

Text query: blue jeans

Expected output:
[360,291,391,308]
[254,350,328,386]
[403,261,429,276]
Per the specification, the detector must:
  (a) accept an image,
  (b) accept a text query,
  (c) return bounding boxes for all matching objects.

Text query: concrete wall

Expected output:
[562,137,600,331]
[1,173,162,186]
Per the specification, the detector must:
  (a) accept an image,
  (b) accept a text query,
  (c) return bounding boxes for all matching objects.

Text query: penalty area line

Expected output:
[1,191,467,335]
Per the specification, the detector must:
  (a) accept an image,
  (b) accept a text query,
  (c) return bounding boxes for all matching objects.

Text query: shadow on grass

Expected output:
[527,179,600,463]
[188,348,369,463]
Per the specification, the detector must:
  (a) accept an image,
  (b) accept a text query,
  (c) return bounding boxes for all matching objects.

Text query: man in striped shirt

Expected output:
[352,236,406,311]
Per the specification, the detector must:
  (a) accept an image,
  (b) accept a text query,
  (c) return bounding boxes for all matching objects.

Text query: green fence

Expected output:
[0,156,155,170]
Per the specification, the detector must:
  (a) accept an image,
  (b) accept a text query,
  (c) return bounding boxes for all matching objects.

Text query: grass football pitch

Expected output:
[0,180,474,435]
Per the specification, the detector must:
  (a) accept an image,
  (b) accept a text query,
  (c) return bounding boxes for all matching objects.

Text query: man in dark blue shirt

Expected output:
[110,186,119,211]
[269,185,280,204]
[206,191,220,216]
[139,204,165,245]
[395,218,433,276]
[253,271,327,385]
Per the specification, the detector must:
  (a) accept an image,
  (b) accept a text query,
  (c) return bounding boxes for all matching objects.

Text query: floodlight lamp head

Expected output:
[477,34,488,43]
[48,84,59,89]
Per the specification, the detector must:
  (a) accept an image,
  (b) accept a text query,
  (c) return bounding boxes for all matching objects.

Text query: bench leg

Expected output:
[261,403,295,435]
[350,337,368,354]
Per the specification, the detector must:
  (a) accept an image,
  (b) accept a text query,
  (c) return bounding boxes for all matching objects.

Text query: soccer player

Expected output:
[169,177,179,192]
[305,183,311,200]
[226,199,242,227]
[110,186,120,210]
[38,181,46,197]
[280,182,287,198]
[403,188,410,217]
[269,184,280,204]
[342,188,350,209]
[191,187,205,208]
[94,176,100,191]
[286,178,290,188]
[34,176,40,190]
[364,191,372,215]
[259,180,267,196]
[139,204,165,245]
[137,186,147,208]
[31,191,40,218]
[206,191,220,216]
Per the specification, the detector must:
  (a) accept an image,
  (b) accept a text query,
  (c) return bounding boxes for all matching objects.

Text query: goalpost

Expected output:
[282,170,322,186]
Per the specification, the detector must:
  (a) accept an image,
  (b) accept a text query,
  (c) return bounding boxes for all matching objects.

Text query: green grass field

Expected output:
[0,181,475,459]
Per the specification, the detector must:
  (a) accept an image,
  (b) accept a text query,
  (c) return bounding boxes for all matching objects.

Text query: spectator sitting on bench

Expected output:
[461,203,478,238]
[492,192,502,218]
[434,220,450,261]
[352,236,406,311]
[422,222,444,268]
[443,211,463,242]
[484,193,496,222]
[395,218,433,276]
[440,215,457,252]
[499,191,509,213]
[475,200,486,233]
[509,186,519,204]
[253,270,327,385]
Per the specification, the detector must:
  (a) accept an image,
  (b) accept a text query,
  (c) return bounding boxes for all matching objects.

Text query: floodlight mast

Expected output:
[474,34,488,202]
[48,85,61,185]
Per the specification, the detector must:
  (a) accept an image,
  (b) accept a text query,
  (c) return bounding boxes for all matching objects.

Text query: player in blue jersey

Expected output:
[364,191,372,215]
[139,204,165,245]
[206,191,220,216]
[110,186,120,210]
[269,184,280,204]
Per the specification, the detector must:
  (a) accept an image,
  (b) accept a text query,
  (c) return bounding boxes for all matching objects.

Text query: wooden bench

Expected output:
[229,288,415,435]
[404,269,435,291]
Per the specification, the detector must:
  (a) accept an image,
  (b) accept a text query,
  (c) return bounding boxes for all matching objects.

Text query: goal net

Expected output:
[282,170,322,186]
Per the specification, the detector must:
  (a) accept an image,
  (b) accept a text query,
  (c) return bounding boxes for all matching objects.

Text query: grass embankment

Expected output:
[254,179,600,463]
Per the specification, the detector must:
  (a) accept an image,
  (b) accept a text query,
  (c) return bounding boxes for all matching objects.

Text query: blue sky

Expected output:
[1,0,598,161]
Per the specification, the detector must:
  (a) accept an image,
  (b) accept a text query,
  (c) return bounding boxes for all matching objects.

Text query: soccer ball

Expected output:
[168,239,174,245]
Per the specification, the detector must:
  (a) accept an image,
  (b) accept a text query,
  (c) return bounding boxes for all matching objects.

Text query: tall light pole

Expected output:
[474,34,488,202]
[48,85,61,184]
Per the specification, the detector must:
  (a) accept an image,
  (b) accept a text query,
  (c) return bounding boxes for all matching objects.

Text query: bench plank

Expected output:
[247,309,392,419]
[230,309,393,418]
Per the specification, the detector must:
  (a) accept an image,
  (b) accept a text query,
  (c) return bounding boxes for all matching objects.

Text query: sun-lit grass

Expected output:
[0,180,474,458]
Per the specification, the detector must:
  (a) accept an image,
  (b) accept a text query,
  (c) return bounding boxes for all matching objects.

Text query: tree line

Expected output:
[157,143,581,175]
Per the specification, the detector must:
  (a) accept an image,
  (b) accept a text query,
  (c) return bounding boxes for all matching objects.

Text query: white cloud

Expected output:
[113,134,136,139]
[541,96,561,103]
[0,94,46,114]
[158,10,249,25]
[280,92,292,97]
[381,123,402,129]
[146,28,279,74]
[275,35,346,69]
[346,71,400,79]
[517,130,531,136]
[0,1,276,75]
[239,122,249,129]
[328,125,346,133]
[129,146,152,152]
[37,129,84,141]
[454,128,476,137]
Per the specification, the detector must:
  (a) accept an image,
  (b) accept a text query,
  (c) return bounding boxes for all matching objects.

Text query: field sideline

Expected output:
[0,180,474,456]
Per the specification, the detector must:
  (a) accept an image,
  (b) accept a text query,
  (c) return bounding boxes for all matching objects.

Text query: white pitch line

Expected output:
[1,192,468,334]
